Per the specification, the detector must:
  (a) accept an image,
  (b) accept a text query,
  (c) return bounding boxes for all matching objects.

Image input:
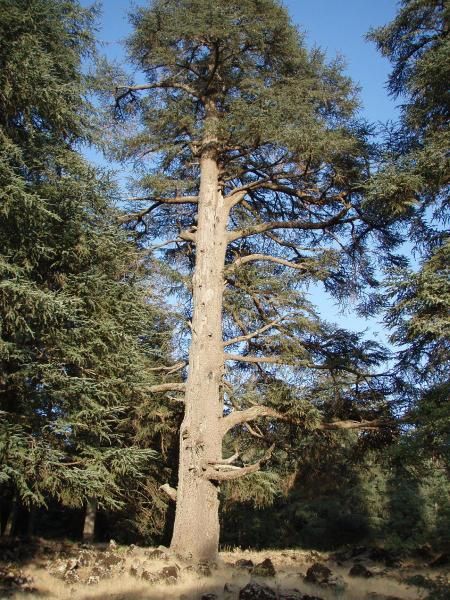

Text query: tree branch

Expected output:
[149,383,186,393]
[223,318,283,347]
[118,197,198,224]
[221,405,398,436]
[160,483,177,502]
[224,354,284,364]
[203,444,275,481]
[226,254,309,272]
[227,208,353,242]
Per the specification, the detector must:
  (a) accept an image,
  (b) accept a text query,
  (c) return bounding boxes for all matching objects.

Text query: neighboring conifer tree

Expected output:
[369,0,449,464]
[112,0,406,560]
[0,0,174,534]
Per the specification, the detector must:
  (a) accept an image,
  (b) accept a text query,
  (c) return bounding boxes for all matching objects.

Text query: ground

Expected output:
[0,538,448,600]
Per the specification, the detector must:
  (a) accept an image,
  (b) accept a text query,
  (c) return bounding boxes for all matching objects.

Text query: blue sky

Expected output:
[81,0,401,344]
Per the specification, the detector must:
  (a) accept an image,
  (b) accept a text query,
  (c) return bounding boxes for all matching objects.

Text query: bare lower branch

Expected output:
[223,318,283,347]
[148,362,186,374]
[203,444,275,481]
[149,383,186,393]
[224,354,284,364]
[211,452,240,465]
[160,483,177,502]
[226,254,309,272]
[116,80,197,97]
[221,405,398,436]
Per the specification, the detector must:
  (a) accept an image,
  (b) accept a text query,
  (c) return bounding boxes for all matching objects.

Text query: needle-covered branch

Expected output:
[118,197,199,224]
[203,444,275,481]
[227,208,355,242]
[221,405,398,436]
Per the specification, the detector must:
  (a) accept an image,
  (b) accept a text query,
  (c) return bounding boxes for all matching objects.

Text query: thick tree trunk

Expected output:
[82,497,97,543]
[170,144,228,562]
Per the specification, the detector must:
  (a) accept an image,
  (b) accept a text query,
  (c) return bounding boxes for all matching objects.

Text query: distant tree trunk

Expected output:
[26,506,36,538]
[170,119,229,562]
[83,498,97,543]
[3,495,17,536]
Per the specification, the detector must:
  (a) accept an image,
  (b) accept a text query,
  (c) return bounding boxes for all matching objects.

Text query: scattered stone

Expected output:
[304,563,345,590]
[64,570,80,584]
[235,558,254,570]
[349,563,373,578]
[252,558,276,577]
[160,565,179,580]
[146,548,167,560]
[197,561,213,577]
[224,582,240,595]
[109,539,117,548]
[304,563,332,585]
[86,575,100,585]
[239,581,277,600]
[141,569,158,583]
[65,558,79,572]
[99,551,124,569]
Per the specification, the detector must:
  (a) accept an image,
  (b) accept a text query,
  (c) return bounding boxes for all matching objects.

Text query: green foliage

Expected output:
[0,0,176,520]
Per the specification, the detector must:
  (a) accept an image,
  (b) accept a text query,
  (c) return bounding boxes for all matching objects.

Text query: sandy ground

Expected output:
[1,540,448,600]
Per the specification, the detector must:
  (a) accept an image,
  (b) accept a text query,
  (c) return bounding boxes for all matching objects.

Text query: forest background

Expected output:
[0,0,448,557]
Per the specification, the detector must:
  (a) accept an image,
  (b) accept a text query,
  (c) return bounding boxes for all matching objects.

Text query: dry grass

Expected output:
[3,544,447,600]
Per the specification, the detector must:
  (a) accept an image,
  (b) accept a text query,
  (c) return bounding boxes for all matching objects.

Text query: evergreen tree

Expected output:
[112,0,405,560]
[369,0,449,465]
[0,0,173,533]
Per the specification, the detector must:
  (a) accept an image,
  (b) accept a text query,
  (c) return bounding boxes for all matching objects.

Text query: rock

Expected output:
[235,558,254,570]
[201,595,218,600]
[109,539,117,548]
[65,558,79,572]
[349,563,373,578]
[224,582,240,595]
[141,569,158,583]
[239,582,277,600]
[86,575,100,585]
[64,570,80,584]
[161,565,179,580]
[304,563,345,590]
[146,548,167,559]
[197,561,213,577]
[252,558,276,577]
[304,563,332,585]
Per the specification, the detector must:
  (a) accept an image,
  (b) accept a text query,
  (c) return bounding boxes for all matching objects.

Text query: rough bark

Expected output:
[82,497,97,543]
[169,117,229,562]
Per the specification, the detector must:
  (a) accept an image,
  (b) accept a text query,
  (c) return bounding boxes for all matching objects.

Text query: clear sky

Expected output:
[81,0,401,344]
